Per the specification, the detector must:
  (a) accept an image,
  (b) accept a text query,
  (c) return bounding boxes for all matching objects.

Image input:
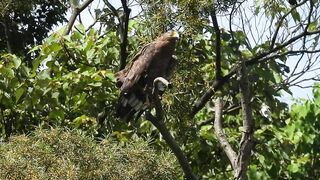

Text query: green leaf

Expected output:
[273,71,282,84]
[287,163,299,173]
[75,24,85,34]
[199,125,215,141]
[86,49,96,60]
[62,82,69,90]
[308,22,318,31]
[258,155,266,165]
[293,131,302,144]
[52,92,60,99]
[28,45,40,53]
[15,87,25,103]
[84,38,94,51]
[20,65,30,78]
[291,9,301,22]
[48,43,62,52]
[102,70,115,82]
[0,67,14,78]
[81,70,90,76]
[88,82,102,87]
[297,154,310,164]
[38,69,51,79]
[128,20,136,31]
[49,109,65,120]
[2,54,21,69]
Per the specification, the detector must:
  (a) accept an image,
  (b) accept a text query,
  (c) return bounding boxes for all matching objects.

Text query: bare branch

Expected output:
[213,98,237,170]
[270,0,307,49]
[145,78,197,180]
[119,0,131,70]
[105,0,119,19]
[303,0,314,48]
[210,7,222,80]
[191,29,320,117]
[64,0,94,35]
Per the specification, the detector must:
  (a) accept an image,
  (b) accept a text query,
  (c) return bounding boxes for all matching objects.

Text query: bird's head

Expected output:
[158,31,179,42]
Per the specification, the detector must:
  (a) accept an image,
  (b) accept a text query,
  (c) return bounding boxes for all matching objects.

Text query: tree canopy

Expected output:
[0,0,320,179]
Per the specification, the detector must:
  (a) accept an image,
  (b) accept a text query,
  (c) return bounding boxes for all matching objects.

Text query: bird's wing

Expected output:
[165,55,177,80]
[115,43,152,88]
[120,42,157,93]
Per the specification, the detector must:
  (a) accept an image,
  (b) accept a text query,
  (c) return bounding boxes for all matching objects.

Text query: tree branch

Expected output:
[64,0,94,35]
[190,29,320,117]
[213,98,237,170]
[119,0,131,70]
[210,7,222,80]
[270,0,307,49]
[145,78,197,180]
[234,59,256,180]
[197,104,241,127]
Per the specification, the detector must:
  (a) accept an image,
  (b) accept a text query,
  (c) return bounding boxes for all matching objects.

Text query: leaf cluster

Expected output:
[0,128,180,179]
[0,27,120,139]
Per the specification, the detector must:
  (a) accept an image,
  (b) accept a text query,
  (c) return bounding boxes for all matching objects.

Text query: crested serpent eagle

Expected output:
[115,31,179,121]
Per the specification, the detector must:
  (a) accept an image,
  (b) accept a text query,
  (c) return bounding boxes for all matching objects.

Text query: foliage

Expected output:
[0,128,180,179]
[248,83,320,179]
[0,26,120,139]
[133,0,320,178]
[0,0,68,64]
[1,0,320,179]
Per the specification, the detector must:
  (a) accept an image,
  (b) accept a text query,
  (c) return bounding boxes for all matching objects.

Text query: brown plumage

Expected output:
[115,31,179,121]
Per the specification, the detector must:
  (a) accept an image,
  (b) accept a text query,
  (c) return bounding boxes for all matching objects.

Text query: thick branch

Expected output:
[119,0,131,70]
[146,113,197,180]
[64,0,94,35]
[234,60,256,180]
[213,98,237,170]
[145,78,197,180]
[210,7,222,80]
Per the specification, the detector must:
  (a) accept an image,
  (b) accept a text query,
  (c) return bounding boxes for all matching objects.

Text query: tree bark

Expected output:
[145,78,197,180]
[234,60,256,180]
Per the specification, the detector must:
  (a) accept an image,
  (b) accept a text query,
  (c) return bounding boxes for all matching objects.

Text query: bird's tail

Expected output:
[116,92,147,122]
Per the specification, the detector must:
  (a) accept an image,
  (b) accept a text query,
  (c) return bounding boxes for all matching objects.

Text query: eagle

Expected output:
[115,31,179,121]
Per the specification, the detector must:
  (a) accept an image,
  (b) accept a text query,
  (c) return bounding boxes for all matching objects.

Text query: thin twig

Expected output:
[190,29,320,117]
[64,0,94,35]
[270,0,307,49]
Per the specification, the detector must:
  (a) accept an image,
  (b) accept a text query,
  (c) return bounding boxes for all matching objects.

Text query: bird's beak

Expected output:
[171,31,179,39]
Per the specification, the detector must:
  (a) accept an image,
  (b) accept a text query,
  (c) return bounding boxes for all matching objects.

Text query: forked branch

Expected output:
[64,0,94,35]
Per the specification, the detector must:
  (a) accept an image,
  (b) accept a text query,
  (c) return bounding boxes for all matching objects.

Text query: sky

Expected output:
[57,0,317,105]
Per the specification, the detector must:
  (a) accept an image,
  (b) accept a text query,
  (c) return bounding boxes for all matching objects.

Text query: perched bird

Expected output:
[115,31,179,121]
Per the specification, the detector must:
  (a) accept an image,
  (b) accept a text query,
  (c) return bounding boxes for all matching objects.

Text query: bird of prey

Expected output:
[115,31,179,121]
